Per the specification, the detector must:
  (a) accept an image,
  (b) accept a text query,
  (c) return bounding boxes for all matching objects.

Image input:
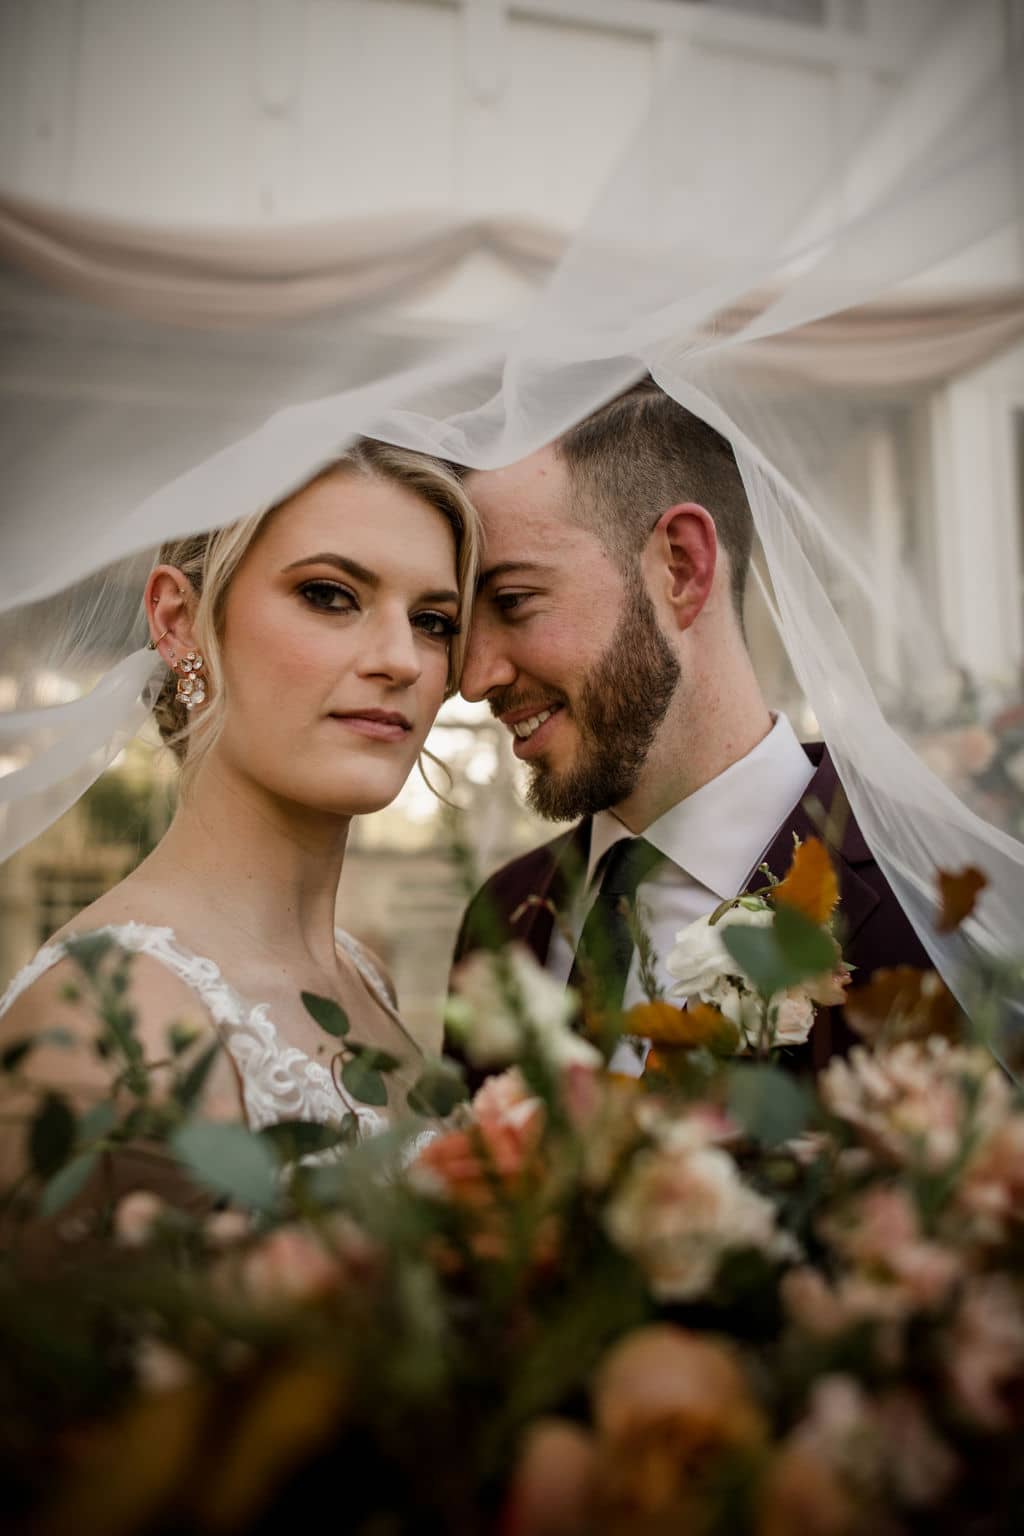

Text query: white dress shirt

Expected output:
[547,714,815,1074]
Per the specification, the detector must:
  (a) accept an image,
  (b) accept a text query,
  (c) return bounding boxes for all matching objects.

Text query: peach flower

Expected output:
[236,1224,347,1305]
[412,1069,551,1263]
[947,1273,1024,1430]
[822,1185,961,1311]
[819,1040,1008,1172]
[587,1326,765,1529]
[957,1113,1024,1243]
[605,1134,796,1301]
[757,1442,857,1536]
[501,1418,597,1536]
[113,1190,166,1247]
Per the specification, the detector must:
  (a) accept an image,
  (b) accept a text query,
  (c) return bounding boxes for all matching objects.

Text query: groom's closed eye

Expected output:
[493,591,536,616]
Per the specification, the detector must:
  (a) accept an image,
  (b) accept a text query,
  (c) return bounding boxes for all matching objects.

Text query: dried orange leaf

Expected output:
[772,837,839,924]
[936,866,987,934]
[625,1000,739,1055]
[843,966,961,1045]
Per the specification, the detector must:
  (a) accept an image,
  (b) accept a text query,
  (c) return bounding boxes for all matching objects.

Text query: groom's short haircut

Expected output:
[556,377,753,622]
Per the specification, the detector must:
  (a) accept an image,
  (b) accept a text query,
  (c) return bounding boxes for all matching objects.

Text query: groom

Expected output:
[447,378,929,1073]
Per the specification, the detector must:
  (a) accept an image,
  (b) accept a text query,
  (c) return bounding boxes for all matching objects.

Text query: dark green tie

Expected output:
[568,836,662,1015]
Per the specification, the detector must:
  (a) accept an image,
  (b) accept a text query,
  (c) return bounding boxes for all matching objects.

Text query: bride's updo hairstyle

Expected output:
[151,438,478,790]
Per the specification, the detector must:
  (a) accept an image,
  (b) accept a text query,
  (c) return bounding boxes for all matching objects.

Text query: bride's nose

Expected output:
[357,609,422,687]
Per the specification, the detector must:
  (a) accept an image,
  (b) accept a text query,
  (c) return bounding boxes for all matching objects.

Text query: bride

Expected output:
[0,439,478,1156]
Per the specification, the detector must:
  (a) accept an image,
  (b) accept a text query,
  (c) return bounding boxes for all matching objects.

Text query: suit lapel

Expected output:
[514,820,590,966]
[755,743,880,952]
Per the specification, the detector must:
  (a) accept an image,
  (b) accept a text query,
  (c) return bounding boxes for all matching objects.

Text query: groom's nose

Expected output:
[459,614,516,702]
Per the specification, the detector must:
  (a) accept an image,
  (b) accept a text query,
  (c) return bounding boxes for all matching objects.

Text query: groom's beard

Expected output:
[498,577,681,823]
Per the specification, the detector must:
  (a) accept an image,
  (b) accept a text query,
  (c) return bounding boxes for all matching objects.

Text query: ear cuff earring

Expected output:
[175,650,207,710]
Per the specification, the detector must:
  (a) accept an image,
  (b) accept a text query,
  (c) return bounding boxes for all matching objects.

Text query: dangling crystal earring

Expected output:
[175,649,208,711]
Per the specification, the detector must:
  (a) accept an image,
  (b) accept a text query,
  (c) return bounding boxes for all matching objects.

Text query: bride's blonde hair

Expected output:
[151,439,478,793]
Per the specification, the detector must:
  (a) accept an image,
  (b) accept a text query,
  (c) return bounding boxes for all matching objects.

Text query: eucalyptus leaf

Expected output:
[345,1041,401,1074]
[259,1119,350,1162]
[4,1026,77,1071]
[301,991,349,1038]
[28,1093,76,1178]
[728,1063,810,1145]
[407,1060,469,1118]
[172,1121,280,1213]
[773,904,836,979]
[78,1101,118,1144]
[174,1040,222,1114]
[167,1021,201,1057]
[720,923,794,998]
[64,933,115,977]
[1,1039,33,1073]
[340,1056,388,1108]
[40,1149,99,1218]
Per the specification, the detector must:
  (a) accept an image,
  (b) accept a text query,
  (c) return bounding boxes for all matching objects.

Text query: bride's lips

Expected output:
[329,709,412,743]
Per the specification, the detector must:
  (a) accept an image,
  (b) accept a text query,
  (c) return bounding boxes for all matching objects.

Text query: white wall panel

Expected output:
[457,15,653,224]
[71,0,256,220]
[296,0,460,217]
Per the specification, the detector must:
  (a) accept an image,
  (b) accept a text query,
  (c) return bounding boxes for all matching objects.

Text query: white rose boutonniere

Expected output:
[666,895,843,1052]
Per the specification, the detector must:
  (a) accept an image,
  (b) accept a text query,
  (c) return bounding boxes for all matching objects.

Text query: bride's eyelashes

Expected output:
[413,611,460,642]
[299,578,358,612]
[298,580,458,642]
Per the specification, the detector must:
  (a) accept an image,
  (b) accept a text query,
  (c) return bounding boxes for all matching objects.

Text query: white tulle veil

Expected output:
[2,3,1022,1033]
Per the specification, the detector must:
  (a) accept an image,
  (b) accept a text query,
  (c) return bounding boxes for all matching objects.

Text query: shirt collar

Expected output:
[586,714,815,899]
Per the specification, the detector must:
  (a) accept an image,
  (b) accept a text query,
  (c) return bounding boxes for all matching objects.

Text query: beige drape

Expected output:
[0,192,561,327]
[2,190,1022,386]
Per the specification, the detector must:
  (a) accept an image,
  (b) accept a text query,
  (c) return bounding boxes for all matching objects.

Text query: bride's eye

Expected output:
[414,610,460,641]
[299,580,357,612]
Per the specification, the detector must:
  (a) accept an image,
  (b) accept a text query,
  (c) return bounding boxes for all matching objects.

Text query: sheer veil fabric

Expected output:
[1,5,1022,1027]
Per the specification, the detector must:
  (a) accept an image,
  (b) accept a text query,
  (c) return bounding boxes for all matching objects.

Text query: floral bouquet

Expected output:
[1,843,1022,1535]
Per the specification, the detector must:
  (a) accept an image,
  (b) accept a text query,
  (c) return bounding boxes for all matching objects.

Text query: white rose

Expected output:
[705,977,763,1042]
[446,944,602,1072]
[666,904,772,999]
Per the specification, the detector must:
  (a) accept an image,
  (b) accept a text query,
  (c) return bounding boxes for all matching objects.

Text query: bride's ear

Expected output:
[145,565,198,666]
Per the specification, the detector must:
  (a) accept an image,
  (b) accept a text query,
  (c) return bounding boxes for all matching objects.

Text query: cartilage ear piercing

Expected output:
[175,650,207,710]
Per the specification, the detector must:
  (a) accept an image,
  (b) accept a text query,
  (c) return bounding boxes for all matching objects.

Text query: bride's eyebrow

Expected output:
[282,553,377,585]
[282,552,457,606]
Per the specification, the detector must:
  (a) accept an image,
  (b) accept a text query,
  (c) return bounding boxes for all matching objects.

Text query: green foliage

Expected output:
[39,1149,100,1218]
[171,1120,280,1213]
[77,1102,117,1144]
[728,1062,811,1145]
[722,904,835,998]
[259,1119,354,1163]
[28,1093,76,1178]
[173,1040,222,1116]
[301,992,349,1037]
[63,933,115,978]
[407,1058,469,1118]
[339,1043,398,1108]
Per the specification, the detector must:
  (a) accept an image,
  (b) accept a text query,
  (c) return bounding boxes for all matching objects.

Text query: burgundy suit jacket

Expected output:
[449,743,930,1072]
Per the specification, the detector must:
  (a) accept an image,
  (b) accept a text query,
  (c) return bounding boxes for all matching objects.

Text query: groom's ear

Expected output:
[647,503,717,632]
[145,565,199,665]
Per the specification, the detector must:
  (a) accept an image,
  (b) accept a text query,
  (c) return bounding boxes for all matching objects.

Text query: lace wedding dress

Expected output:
[0,922,422,1140]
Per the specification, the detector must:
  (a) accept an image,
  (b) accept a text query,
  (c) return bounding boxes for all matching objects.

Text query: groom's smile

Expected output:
[497,699,567,756]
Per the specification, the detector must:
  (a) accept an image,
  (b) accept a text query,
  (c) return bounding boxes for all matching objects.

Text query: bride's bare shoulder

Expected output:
[0,927,217,1100]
